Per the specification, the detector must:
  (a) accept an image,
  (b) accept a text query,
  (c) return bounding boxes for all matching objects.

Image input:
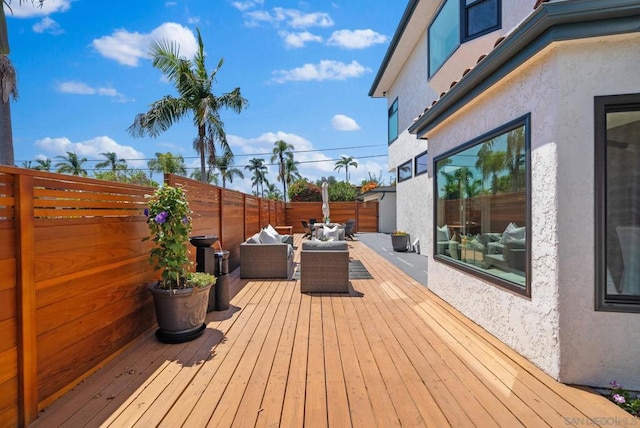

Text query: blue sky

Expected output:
[6,0,403,194]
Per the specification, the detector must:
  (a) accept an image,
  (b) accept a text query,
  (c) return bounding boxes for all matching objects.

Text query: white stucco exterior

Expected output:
[372,0,640,390]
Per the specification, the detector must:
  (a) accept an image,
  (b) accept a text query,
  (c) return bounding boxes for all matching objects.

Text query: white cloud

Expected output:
[231,1,262,12]
[271,60,370,83]
[243,7,333,29]
[32,17,63,35]
[327,29,388,49]
[331,114,360,131]
[280,31,322,48]
[4,0,71,18]
[35,136,147,168]
[56,80,131,102]
[92,22,197,67]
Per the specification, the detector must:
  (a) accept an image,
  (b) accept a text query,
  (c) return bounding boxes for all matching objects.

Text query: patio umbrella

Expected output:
[321,181,330,223]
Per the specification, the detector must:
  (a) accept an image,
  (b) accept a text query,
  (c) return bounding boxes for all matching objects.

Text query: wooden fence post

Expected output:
[15,173,38,427]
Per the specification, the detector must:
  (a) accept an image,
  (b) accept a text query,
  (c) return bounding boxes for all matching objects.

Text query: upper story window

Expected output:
[429,0,460,77]
[398,160,412,182]
[415,150,428,176]
[429,0,501,77]
[388,98,399,144]
[595,94,640,312]
[464,0,501,40]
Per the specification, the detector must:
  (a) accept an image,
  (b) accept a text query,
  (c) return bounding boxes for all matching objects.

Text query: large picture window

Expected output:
[596,94,640,311]
[388,98,398,144]
[434,115,529,294]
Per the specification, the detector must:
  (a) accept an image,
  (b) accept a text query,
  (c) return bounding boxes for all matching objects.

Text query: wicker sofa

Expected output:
[299,240,349,293]
[239,227,295,279]
[239,242,294,279]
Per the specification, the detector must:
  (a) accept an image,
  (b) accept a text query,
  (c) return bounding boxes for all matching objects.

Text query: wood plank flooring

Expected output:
[30,234,632,427]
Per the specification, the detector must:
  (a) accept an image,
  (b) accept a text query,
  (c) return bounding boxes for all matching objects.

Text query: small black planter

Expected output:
[391,234,410,252]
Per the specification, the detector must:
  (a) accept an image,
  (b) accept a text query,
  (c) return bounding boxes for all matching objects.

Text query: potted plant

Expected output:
[144,185,216,343]
[391,230,410,252]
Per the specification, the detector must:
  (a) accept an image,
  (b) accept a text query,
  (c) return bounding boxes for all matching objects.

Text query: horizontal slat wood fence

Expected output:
[0,167,376,427]
[286,201,379,233]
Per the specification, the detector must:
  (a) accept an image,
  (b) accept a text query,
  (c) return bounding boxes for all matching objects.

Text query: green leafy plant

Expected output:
[392,230,408,236]
[144,185,213,289]
[607,381,640,416]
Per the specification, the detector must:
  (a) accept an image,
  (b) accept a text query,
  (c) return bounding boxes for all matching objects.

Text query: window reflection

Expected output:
[435,121,528,289]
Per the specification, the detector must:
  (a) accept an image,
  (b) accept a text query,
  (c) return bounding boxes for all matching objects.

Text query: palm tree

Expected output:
[20,160,31,168]
[284,155,301,199]
[245,157,268,197]
[270,139,294,201]
[216,152,243,188]
[264,182,282,200]
[33,158,51,171]
[127,28,247,183]
[95,151,127,172]
[0,1,45,165]
[55,152,88,176]
[334,155,358,182]
[189,166,218,184]
[147,152,187,176]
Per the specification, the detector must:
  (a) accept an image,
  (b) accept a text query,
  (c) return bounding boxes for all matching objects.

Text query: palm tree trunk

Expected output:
[0,95,14,165]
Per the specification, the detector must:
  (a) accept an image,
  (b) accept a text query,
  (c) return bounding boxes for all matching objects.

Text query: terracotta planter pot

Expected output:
[148,282,213,343]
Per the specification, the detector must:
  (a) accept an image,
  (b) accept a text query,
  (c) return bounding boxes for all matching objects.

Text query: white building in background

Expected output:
[370,0,640,389]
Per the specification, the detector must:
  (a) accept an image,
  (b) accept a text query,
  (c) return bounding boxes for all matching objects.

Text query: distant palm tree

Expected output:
[265,182,282,200]
[284,155,301,200]
[270,139,294,201]
[215,152,244,188]
[128,28,247,183]
[21,160,31,168]
[245,157,268,197]
[95,151,127,172]
[189,166,218,184]
[148,152,187,176]
[334,155,358,182]
[33,158,51,171]
[0,1,45,165]
[55,152,88,176]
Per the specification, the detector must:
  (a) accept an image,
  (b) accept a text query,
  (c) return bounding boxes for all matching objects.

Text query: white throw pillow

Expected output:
[324,225,340,241]
[259,228,279,244]
[436,224,450,242]
[501,222,525,244]
[264,224,280,239]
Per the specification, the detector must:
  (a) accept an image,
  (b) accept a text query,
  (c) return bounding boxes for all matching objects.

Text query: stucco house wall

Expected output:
[425,42,563,379]
[372,0,640,390]
[553,34,640,389]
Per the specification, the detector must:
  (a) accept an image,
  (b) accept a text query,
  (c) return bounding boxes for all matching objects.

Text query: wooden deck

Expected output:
[30,235,631,427]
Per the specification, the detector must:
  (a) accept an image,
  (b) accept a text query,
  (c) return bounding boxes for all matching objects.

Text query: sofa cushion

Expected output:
[265,224,280,237]
[302,240,348,251]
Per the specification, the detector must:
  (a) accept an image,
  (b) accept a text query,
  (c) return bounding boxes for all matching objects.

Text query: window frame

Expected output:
[388,98,399,145]
[595,93,640,312]
[428,0,460,78]
[415,150,428,176]
[432,114,531,297]
[461,0,502,42]
[397,159,413,183]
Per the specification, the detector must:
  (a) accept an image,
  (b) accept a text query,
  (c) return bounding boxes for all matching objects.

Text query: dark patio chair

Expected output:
[343,219,356,240]
[301,220,313,239]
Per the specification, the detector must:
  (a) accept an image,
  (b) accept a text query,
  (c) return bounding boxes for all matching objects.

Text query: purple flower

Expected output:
[610,380,623,389]
[144,208,149,217]
[155,211,168,224]
[613,394,626,404]
[182,216,189,225]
